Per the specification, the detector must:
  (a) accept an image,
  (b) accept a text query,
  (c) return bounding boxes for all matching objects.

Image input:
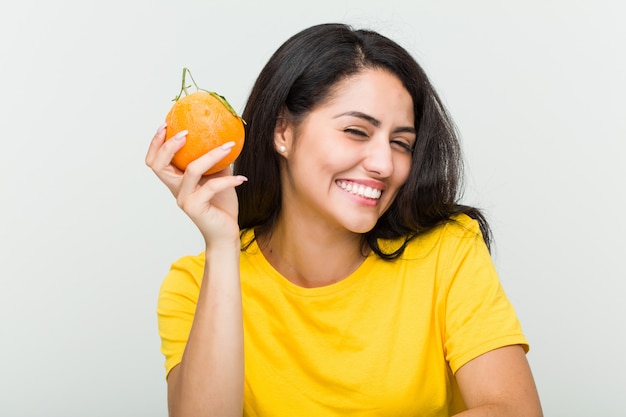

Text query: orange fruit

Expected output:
[164,90,245,175]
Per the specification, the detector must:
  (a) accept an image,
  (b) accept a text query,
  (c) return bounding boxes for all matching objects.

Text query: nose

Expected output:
[362,136,394,178]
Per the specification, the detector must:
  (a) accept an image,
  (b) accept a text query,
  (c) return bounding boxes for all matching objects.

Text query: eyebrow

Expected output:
[335,111,416,135]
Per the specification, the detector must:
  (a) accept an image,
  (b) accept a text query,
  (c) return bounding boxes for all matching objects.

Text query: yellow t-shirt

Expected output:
[157,215,528,416]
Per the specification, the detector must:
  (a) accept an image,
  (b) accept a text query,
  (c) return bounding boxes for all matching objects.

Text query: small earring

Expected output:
[278,145,287,153]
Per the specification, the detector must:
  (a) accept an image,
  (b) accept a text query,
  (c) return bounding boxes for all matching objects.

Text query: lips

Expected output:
[336,180,382,200]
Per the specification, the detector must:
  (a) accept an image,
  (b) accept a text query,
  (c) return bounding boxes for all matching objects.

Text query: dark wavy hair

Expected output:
[234,23,491,258]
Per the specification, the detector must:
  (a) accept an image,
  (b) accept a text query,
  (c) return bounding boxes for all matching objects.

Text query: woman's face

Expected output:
[277,68,415,234]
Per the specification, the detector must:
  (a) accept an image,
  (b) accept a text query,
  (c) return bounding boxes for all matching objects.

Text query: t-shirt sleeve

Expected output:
[441,217,529,374]
[156,254,204,379]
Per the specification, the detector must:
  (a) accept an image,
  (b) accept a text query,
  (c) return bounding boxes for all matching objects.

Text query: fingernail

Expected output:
[221,141,236,150]
[157,122,167,133]
[237,175,248,182]
[173,130,188,140]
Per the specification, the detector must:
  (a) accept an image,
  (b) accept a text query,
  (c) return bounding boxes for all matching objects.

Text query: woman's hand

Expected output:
[145,123,247,244]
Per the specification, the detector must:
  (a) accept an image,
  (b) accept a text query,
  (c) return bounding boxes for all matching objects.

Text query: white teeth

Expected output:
[336,180,382,200]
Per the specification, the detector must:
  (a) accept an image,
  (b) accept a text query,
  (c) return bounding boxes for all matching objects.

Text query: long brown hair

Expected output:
[234,23,491,258]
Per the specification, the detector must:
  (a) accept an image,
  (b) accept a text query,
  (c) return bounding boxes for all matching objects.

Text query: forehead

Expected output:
[319,69,415,123]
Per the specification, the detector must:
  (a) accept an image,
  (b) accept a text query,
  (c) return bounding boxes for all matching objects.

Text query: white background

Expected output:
[1,1,624,416]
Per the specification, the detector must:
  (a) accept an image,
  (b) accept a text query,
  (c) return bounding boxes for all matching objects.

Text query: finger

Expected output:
[204,166,232,179]
[149,130,188,172]
[179,175,248,213]
[186,141,238,176]
[145,122,167,166]
[177,142,238,199]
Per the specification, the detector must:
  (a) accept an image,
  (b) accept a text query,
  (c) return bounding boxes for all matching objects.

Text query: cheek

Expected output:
[382,159,412,207]
[393,156,413,186]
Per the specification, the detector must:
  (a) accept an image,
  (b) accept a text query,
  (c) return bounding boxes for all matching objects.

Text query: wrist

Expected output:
[204,236,241,257]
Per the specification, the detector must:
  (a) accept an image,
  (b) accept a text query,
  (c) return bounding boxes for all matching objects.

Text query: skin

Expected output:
[145,68,542,416]
[455,345,543,417]
[263,69,415,287]
[146,129,246,417]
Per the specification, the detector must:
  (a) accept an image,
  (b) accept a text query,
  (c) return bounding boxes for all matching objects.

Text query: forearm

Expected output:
[454,346,543,417]
[453,405,542,417]
[169,242,244,417]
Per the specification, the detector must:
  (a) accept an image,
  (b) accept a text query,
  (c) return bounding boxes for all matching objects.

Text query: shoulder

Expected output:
[389,213,486,260]
[435,213,484,243]
[159,252,206,295]
[170,252,206,272]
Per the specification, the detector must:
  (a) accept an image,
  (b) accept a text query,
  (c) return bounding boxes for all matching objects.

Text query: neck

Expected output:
[258,216,368,288]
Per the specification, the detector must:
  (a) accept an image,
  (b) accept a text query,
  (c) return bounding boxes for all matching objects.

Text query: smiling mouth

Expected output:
[336,180,382,200]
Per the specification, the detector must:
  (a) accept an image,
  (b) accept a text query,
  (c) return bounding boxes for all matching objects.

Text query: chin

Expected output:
[345,220,378,235]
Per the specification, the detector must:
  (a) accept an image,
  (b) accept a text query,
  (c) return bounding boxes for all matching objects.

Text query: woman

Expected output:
[146,23,543,417]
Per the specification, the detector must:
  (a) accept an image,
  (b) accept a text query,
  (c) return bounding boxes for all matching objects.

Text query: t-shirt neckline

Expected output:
[245,232,378,297]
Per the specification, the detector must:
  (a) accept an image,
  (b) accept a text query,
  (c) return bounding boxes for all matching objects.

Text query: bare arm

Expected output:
[454,345,543,417]
[146,124,247,416]
[167,243,243,417]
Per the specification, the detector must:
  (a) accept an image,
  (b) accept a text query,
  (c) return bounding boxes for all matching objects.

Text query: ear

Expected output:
[273,111,293,156]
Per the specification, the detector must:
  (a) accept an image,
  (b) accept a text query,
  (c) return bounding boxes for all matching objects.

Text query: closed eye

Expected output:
[391,140,414,153]
[345,127,413,153]
[344,128,369,138]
